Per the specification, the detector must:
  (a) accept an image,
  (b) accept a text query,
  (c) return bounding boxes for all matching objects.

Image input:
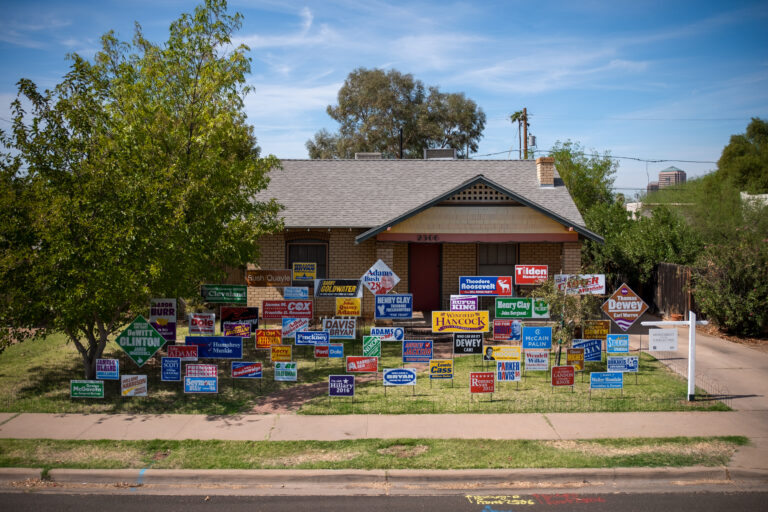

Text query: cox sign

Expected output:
[262,300,313,319]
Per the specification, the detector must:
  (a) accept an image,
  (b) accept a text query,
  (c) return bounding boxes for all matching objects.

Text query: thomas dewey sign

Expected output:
[453,333,483,355]
[361,259,399,295]
[246,269,292,287]
[602,283,648,331]
[115,315,167,367]
[432,311,489,333]
[200,285,246,304]
[515,265,548,285]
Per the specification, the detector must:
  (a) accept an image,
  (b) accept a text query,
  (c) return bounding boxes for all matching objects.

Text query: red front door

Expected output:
[409,244,441,311]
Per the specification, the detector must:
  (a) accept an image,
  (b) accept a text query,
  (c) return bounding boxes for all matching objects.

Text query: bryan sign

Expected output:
[246,269,292,287]
[150,298,177,343]
[361,259,400,295]
[184,336,243,359]
[432,311,489,333]
[495,298,549,319]
[200,285,246,304]
[555,274,606,295]
[220,307,259,331]
[346,356,378,373]
[329,375,354,397]
[402,340,433,363]
[375,294,413,319]
[453,333,483,355]
[292,262,316,281]
[281,318,309,339]
[493,319,522,342]
[522,326,552,350]
[336,298,361,317]
[470,372,495,394]
[573,339,602,362]
[383,368,417,386]
[515,265,548,285]
[189,313,215,335]
[314,279,361,298]
[322,318,356,339]
[370,327,404,342]
[450,295,478,311]
[115,315,167,367]
[459,276,513,296]
[256,329,281,349]
[551,366,575,387]
[232,362,263,379]
[167,345,198,362]
[262,300,313,319]
[601,283,648,331]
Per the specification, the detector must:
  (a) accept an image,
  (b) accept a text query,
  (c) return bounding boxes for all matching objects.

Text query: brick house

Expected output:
[240,155,602,318]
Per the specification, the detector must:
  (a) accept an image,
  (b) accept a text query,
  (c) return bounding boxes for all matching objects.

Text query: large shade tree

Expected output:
[0,0,282,377]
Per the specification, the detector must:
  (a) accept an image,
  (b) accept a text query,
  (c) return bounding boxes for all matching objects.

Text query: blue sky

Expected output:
[1,0,767,194]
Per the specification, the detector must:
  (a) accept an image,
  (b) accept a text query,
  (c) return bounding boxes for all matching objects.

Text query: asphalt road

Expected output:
[3,492,768,512]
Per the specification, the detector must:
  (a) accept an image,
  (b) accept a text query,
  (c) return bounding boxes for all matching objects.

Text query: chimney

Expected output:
[424,148,457,160]
[536,157,555,187]
[355,152,382,160]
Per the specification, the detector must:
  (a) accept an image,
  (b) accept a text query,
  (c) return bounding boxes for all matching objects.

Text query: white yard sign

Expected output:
[361,259,400,295]
[648,328,678,351]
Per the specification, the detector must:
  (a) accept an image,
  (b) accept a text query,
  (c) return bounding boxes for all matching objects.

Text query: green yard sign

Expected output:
[363,336,381,357]
[495,298,550,319]
[70,380,104,398]
[201,284,247,304]
[115,315,167,367]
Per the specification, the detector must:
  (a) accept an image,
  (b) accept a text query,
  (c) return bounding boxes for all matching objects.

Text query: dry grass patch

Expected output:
[20,443,147,466]
[377,444,430,458]
[544,439,735,459]
[259,449,362,467]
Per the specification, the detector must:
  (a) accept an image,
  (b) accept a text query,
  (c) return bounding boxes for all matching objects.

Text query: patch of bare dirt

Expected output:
[258,449,362,467]
[376,444,430,458]
[250,375,378,414]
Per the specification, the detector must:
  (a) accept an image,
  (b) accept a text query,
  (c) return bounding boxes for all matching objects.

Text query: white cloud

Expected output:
[244,81,341,121]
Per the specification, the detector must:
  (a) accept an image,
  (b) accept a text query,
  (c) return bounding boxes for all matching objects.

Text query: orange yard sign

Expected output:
[256,329,281,349]
[270,345,292,362]
[335,297,361,317]
[601,283,648,332]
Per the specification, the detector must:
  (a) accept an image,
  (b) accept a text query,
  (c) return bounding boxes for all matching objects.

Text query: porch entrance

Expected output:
[409,244,441,311]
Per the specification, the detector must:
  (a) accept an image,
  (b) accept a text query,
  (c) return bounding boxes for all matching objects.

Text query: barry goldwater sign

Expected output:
[95,359,119,380]
[329,375,354,397]
[495,298,549,319]
[71,380,104,398]
[453,333,483,355]
[150,298,177,343]
[115,315,167,367]
[375,294,413,319]
[649,328,678,351]
[314,279,361,298]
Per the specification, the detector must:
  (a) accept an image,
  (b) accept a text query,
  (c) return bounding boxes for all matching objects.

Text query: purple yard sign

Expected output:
[329,375,355,397]
[450,294,478,312]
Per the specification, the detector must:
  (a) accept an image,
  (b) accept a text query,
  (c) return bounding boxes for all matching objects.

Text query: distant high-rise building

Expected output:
[658,166,686,188]
[647,181,659,193]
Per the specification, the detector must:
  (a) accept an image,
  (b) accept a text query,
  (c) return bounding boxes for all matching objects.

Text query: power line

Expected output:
[472,148,717,165]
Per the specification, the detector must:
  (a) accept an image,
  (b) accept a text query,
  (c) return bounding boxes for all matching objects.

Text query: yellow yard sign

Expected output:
[432,311,489,333]
[335,297,361,316]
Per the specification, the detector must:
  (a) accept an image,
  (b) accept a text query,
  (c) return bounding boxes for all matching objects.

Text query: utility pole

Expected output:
[522,108,528,159]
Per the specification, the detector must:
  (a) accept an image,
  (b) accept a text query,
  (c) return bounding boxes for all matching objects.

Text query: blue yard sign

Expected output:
[95,359,119,380]
[402,340,433,363]
[374,294,413,319]
[573,339,602,362]
[496,361,521,382]
[185,336,243,359]
[231,361,263,379]
[606,334,630,353]
[383,368,417,386]
[328,344,344,358]
[370,327,405,342]
[184,376,218,393]
[590,372,623,389]
[522,326,552,350]
[161,357,181,382]
[607,355,639,373]
[295,331,330,346]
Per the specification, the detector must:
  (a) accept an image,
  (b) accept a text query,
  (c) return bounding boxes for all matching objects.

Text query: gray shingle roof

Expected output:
[255,159,590,234]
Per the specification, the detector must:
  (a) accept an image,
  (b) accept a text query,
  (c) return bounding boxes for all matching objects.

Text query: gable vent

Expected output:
[443,183,517,204]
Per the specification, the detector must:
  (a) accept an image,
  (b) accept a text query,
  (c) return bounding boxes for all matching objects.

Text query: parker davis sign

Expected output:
[375,294,413,319]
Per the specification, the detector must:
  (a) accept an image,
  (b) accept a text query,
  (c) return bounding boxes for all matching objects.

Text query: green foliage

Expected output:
[717,117,768,194]
[0,0,282,376]
[306,68,486,159]
[528,278,602,348]
[550,140,617,215]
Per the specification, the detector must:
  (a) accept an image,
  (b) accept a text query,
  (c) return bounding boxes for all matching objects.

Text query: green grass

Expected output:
[0,332,729,415]
[0,437,748,470]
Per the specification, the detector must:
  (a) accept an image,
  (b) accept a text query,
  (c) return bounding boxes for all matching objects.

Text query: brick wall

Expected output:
[441,244,476,309]
[562,241,582,273]
[519,243,563,274]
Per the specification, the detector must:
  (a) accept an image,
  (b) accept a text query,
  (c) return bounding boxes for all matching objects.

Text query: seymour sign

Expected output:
[514,265,548,285]
[601,283,648,331]
[262,300,313,319]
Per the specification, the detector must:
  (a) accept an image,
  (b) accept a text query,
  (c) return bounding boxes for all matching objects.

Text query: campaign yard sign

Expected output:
[551,366,575,387]
[522,326,552,350]
[223,322,251,339]
[95,359,119,380]
[524,349,550,372]
[246,269,292,287]
[184,336,243,359]
[497,361,521,382]
[362,259,400,295]
[607,355,639,373]
[370,327,405,342]
[274,362,298,382]
[329,375,354,397]
[602,283,648,331]
[566,348,584,371]
[161,357,181,382]
[336,297,362,316]
[270,345,292,362]
[292,262,316,281]
[262,300,313,319]
[458,276,513,296]
[402,340,433,363]
[115,315,167,367]
[363,336,381,357]
[121,375,147,397]
[429,359,454,380]
[314,279,362,298]
[583,320,610,341]
[284,286,309,300]
[189,313,216,335]
[328,344,344,358]
[432,311,489,333]
[493,319,522,341]
[296,331,330,346]
[346,356,378,373]
[649,329,678,351]
[607,334,630,353]
[256,329,282,349]
[554,274,606,295]
[71,380,104,398]
[470,372,495,394]
[375,294,413,319]
[590,372,624,389]
[383,368,417,386]
[483,346,521,361]
[168,345,198,362]
[572,339,602,362]
[453,333,483,355]
[322,318,356,339]
[232,362,263,379]
[281,318,309,339]
[150,298,177,343]
[184,376,218,393]
[314,345,329,358]
[186,364,218,377]
[495,298,550,319]
[220,307,259,332]
[450,294,478,311]
[200,285,246,304]
[514,265,548,285]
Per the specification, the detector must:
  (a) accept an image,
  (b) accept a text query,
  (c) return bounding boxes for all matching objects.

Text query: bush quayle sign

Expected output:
[200,285,246,304]
[220,307,259,331]
[184,376,217,393]
[262,300,313,319]
[96,359,119,380]
[292,262,316,281]
[590,372,623,389]
[601,283,648,331]
[459,276,513,296]
[329,375,354,397]
[246,269,292,287]
[450,294,478,311]
[296,331,330,346]
[370,327,404,342]
[71,380,104,398]
[551,366,575,387]
[150,298,177,343]
[274,362,298,381]
[495,298,550,319]
[515,265,548,285]
[607,334,630,353]
[430,359,453,379]
[167,345,197,362]
[322,318,356,339]
[432,311,489,333]
[189,313,215,335]
[649,329,678,351]
[522,326,552,350]
[232,362,263,379]
[185,336,243,359]
[256,329,281,349]
[607,355,639,373]
[383,368,417,386]
[375,294,413,319]
[362,259,400,295]
[572,339,602,362]
[497,361,521,382]
[493,319,522,341]
[281,318,309,339]
[470,372,495,394]
[346,356,378,373]
[453,333,483,355]
[116,315,167,367]
[161,357,181,382]
[314,279,361,298]
[121,375,147,397]
[524,349,550,371]
[402,340,433,363]
[554,274,606,295]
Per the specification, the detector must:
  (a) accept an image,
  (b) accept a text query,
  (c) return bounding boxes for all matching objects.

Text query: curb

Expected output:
[0,468,42,482]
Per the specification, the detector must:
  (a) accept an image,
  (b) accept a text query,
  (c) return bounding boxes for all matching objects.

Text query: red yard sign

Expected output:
[551,365,575,386]
[314,345,329,358]
[186,364,218,377]
[255,329,281,349]
[470,372,495,393]
[262,300,313,319]
[346,356,378,373]
[514,265,548,285]
[167,345,198,362]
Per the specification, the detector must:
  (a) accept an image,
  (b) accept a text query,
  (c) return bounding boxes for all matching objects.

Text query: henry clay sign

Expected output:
[601,283,648,332]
